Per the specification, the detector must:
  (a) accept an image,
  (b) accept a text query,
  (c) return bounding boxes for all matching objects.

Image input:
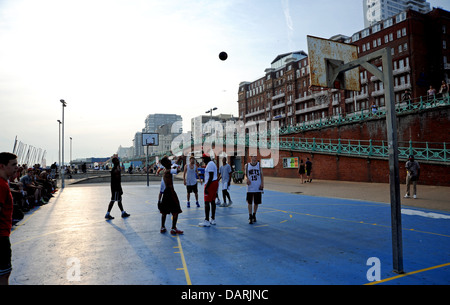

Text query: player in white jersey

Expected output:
[245,155,264,224]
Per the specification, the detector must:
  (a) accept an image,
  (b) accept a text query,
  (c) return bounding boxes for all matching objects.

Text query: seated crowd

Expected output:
[8,163,58,225]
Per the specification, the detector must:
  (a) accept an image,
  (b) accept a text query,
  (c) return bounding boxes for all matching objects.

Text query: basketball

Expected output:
[219,51,228,61]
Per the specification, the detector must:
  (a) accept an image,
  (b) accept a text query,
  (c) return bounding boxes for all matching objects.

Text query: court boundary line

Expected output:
[364,262,450,285]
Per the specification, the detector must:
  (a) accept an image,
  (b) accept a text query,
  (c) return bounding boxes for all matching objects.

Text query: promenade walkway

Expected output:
[8,176,450,286]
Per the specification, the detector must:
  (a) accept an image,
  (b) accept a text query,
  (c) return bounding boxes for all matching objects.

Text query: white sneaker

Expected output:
[199,220,211,227]
[227,200,233,207]
[210,219,216,225]
[404,194,410,198]
[413,195,417,199]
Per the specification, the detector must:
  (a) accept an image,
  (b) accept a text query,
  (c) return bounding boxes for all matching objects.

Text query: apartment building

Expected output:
[363,0,431,27]
[237,8,450,128]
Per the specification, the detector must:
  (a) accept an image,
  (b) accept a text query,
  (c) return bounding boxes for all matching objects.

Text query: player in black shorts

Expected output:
[105,156,130,220]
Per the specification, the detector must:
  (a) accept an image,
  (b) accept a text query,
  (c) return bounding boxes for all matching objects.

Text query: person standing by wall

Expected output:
[404,155,420,199]
[298,159,305,184]
[305,158,313,183]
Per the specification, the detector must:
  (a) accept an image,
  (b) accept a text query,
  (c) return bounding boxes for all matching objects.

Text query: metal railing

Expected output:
[279,94,450,135]
[173,95,449,163]
[276,137,448,163]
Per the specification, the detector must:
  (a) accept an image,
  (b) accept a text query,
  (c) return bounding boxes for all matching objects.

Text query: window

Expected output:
[402,28,407,36]
[396,12,407,23]
[397,30,401,39]
[384,18,393,28]
[361,28,370,38]
[372,24,381,33]
[444,40,447,50]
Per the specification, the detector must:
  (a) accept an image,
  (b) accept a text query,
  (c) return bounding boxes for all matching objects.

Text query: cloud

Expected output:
[281,0,294,50]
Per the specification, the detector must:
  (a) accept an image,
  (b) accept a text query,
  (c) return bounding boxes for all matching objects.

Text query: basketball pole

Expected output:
[325,47,404,274]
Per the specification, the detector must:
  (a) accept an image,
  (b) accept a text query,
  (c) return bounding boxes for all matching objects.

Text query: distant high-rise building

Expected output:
[144,113,182,133]
[363,0,431,27]
[130,113,182,157]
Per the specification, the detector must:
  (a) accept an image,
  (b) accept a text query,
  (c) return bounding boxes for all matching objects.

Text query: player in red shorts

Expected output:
[199,153,219,227]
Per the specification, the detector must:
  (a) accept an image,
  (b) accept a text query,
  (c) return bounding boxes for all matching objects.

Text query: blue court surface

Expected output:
[9,181,450,285]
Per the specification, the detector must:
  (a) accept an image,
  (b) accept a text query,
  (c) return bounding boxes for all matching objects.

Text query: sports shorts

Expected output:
[186,184,198,194]
[111,190,123,202]
[0,236,12,276]
[204,180,218,202]
[246,192,262,205]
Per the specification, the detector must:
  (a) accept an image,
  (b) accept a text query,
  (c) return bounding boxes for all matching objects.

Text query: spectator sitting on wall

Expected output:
[20,169,45,206]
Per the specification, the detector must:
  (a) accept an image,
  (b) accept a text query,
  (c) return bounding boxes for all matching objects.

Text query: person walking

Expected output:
[183,156,200,208]
[404,155,420,199]
[245,154,264,224]
[298,159,305,184]
[105,157,130,220]
[0,152,18,285]
[305,158,313,183]
[218,157,232,207]
[199,153,219,227]
[158,156,183,235]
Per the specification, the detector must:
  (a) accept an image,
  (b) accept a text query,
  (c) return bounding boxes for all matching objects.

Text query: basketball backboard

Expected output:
[307,35,361,91]
[142,133,159,146]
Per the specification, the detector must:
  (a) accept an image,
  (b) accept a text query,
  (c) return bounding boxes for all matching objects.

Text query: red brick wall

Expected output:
[239,106,450,186]
[250,151,449,186]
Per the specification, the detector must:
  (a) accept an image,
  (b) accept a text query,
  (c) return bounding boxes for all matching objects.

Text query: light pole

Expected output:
[204,107,218,156]
[205,107,218,122]
[70,137,72,169]
[205,107,218,137]
[57,120,61,175]
[60,99,67,188]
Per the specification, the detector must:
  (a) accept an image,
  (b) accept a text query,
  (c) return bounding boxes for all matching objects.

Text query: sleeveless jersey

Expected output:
[185,164,197,186]
[247,162,262,193]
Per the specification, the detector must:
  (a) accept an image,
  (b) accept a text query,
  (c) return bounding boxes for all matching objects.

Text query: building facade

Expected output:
[237,8,450,130]
[363,0,431,27]
[144,113,182,133]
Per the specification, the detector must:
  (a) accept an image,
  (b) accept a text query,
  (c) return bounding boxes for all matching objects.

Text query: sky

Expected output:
[1,0,449,165]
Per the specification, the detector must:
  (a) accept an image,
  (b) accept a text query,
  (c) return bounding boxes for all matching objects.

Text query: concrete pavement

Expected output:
[261,176,450,212]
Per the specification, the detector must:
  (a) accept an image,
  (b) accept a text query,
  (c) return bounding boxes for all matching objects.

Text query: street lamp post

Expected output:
[204,107,218,156]
[205,107,218,123]
[57,120,61,176]
[60,99,67,188]
[70,137,72,169]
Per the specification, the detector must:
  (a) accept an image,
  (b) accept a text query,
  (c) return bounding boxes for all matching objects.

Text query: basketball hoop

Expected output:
[308,85,331,106]
[308,85,326,93]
